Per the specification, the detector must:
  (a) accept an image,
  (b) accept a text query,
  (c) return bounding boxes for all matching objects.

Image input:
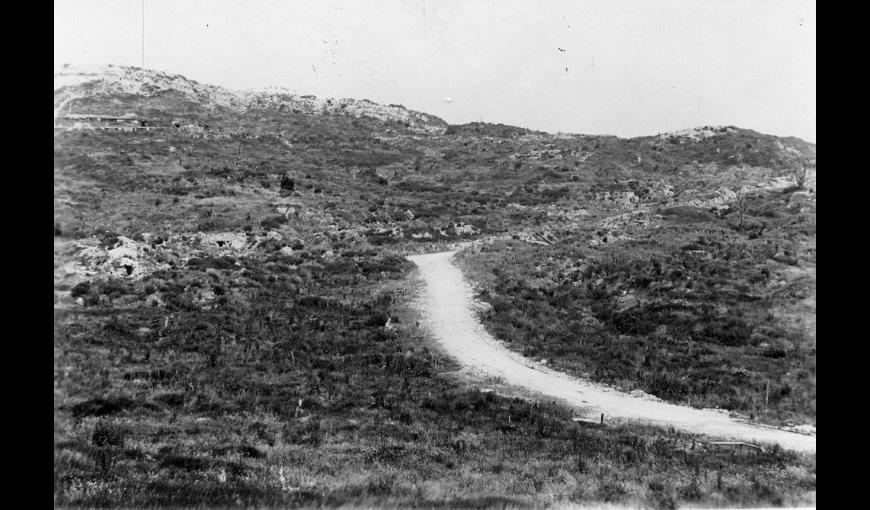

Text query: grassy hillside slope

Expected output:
[54,66,816,508]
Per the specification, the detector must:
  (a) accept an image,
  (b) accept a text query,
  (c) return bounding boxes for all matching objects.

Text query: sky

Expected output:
[54,0,816,142]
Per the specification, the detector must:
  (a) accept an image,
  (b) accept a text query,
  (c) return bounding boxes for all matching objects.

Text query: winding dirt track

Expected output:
[407,250,815,454]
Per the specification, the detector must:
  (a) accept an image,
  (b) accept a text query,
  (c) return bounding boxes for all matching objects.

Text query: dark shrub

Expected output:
[282,418,322,446]
[280,173,295,191]
[698,319,753,346]
[490,296,512,313]
[187,256,237,270]
[96,230,121,248]
[257,238,284,252]
[98,279,131,297]
[153,392,185,408]
[260,215,288,230]
[648,480,678,510]
[159,454,209,472]
[237,445,266,458]
[646,374,690,401]
[660,206,716,222]
[598,482,627,502]
[72,396,136,418]
[365,311,389,327]
[92,420,127,448]
[762,344,788,358]
[70,281,91,298]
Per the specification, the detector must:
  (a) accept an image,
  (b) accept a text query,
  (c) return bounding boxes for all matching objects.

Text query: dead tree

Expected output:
[735,189,749,230]
[791,157,816,189]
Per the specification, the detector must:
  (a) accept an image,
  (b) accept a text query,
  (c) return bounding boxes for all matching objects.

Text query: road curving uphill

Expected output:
[407,250,816,454]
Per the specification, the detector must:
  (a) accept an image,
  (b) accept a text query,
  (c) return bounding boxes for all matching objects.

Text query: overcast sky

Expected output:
[54,0,815,142]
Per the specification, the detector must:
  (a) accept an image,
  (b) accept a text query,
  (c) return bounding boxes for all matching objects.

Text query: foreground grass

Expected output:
[54,248,815,509]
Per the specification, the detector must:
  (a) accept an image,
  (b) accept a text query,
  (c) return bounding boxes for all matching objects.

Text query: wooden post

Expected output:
[600,413,604,424]
[764,379,770,414]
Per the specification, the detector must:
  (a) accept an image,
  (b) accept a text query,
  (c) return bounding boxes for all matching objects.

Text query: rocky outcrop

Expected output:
[595,190,641,208]
[55,64,448,134]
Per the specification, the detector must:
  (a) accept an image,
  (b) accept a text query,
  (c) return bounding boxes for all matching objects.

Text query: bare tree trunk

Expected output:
[794,165,807,188]
[736,190,747,230]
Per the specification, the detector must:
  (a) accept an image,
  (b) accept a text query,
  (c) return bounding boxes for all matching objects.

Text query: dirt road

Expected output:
[407,250,816,454]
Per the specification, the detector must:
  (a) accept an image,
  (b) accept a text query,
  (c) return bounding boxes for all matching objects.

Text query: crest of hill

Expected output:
[648,125,814,153]
[444,122,545,138]
[628,125,815,170]
[54,64,448,134]
[441,120,814,172]
[54,64,814,169]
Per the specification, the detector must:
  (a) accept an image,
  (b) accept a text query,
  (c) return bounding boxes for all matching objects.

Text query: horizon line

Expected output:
[54,62,816,144]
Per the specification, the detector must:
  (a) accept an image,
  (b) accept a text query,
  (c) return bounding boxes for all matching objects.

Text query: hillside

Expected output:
[53,65,816,508]
[55,64,448,134]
